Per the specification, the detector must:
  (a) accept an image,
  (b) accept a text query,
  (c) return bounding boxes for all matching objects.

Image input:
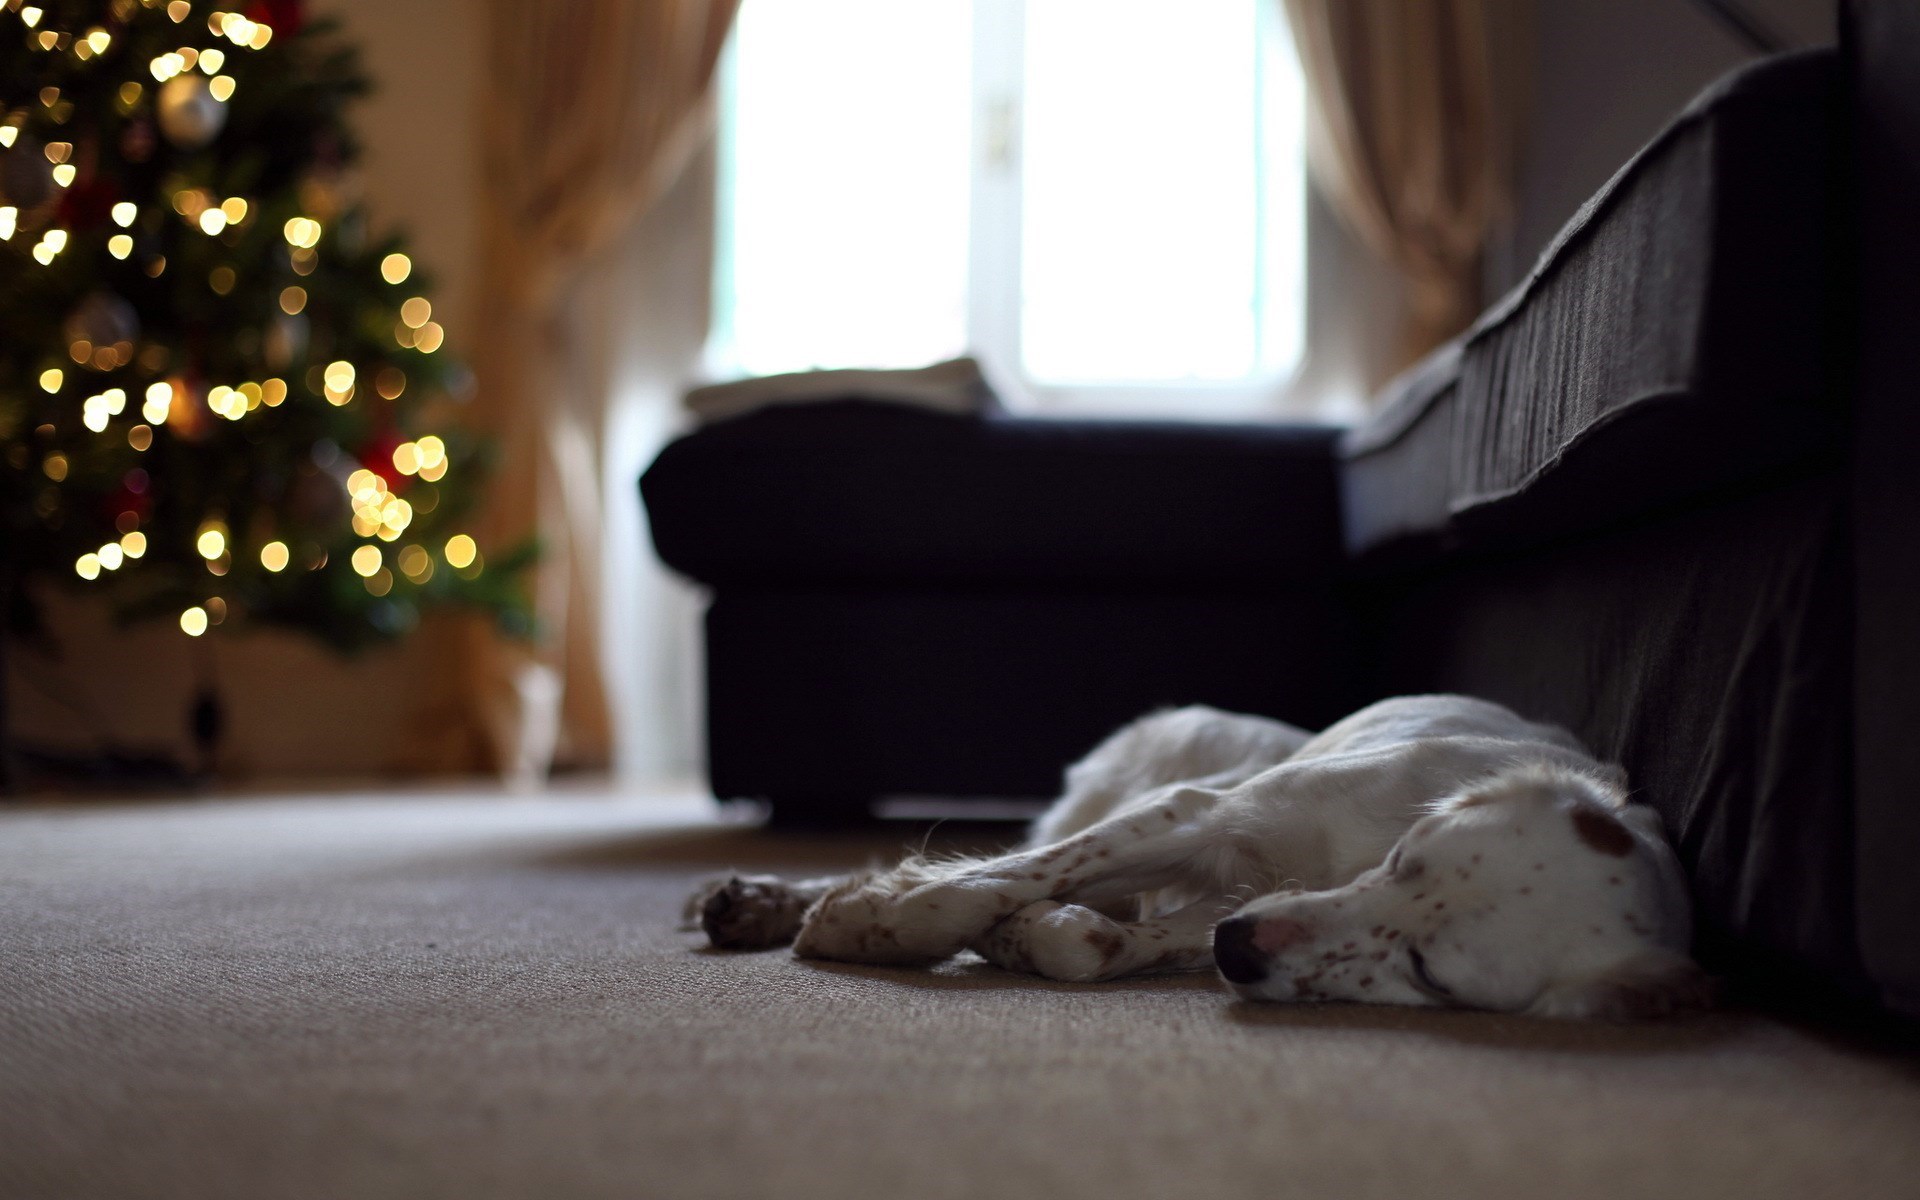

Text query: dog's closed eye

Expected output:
[1386,846,1425,882]
[1407,944,1455,1001]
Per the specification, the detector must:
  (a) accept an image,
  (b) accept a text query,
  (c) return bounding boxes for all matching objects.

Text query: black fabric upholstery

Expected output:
[1359,472,1857,1001]
[1845,0,1920,1019]
[1342,50,1842,563]
[643,402,1344,587]
[645,403,1354,810]
[706,585,1356,804]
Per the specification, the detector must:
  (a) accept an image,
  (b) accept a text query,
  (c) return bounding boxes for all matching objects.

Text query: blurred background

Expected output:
[0,0,1830,794]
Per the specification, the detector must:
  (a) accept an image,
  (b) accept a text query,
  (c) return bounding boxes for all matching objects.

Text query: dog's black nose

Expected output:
[1213,917,1269,985]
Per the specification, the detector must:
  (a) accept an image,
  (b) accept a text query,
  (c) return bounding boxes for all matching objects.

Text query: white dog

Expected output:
[690,695,1711,1019]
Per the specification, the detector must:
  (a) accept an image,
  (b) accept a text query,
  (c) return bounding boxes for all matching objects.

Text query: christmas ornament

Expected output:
[119,117,156,163]
[105,480,155,527]
[166,377,210,441]
[0,137,56,211]
[250,0,306,37]
[357,428,408,492]
[287,462,348,527]
[264,311,309,370]
[156,75,228,149]
[58,173,119,229]
[64,291,141,356]
[297,169,357,222]
[444,362,478,402]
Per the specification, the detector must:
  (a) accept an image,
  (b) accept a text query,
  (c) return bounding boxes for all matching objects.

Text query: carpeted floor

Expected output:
[4,789,1918,1200]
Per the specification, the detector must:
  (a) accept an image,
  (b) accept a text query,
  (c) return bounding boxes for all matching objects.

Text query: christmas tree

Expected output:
[0,0,529,659]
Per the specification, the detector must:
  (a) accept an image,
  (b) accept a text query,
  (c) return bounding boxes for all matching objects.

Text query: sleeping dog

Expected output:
[688,695,1711,1019]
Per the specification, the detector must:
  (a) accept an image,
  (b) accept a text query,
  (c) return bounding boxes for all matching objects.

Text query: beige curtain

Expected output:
[421,0,738,780]
[1282,0,1526,371]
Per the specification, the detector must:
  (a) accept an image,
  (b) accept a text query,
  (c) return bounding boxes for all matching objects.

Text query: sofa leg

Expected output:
[761,793,878,831]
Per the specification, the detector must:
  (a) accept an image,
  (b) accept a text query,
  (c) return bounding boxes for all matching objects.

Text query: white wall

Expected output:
[1496,0,1834,294]
[313,0,484,335]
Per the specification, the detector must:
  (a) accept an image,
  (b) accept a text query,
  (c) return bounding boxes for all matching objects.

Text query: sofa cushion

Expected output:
[1341,49,1844,563]
[643,401,1343,587]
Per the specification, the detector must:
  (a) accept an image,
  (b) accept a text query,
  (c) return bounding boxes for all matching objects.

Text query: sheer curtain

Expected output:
[417,0,738,781]
[1281,0,1526,371]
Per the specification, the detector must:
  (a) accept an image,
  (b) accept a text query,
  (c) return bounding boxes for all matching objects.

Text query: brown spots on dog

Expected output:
[1163,810,1178,821]
[1359,976,1374,988]
[1572,806,1635,857]
[1398,860,1426,881]
[1412,893,1426,902]
[1384,930,1400,940]
[1030,872,1046,881]
[1370,926,1384,937]
[1534,863,1545,871]
[1608,875,1622,885]
[1518,886,1532,896]
[1097,848,1111,858]
[1431,902,1446,911]
[1471,854,1482,864]
[1342,941,1357,951]
[1085,929,1127,964]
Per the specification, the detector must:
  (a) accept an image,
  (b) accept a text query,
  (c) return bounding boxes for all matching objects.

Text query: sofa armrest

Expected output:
[641,401,1345,589]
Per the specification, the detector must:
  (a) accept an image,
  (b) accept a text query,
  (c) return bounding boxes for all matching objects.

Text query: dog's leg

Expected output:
[793,784,1222,966]
[682,873,845,950]
[972,897,1232,983]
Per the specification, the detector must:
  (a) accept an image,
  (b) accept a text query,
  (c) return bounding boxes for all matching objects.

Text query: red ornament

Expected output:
[105,478,155,526]
[57,174,118,230]
[356,428,409,493]
[167,376,210,443]
[120,117,156,163]
[246,0,304,36]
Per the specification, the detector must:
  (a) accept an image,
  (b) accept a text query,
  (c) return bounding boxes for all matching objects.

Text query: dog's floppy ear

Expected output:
[1591,760,1630,799]
[1527,949,1717,1020]
[1614,803,1668,844]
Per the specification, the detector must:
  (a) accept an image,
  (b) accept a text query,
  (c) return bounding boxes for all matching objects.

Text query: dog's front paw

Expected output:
[793,874,1027,965]
[684,874,812,950]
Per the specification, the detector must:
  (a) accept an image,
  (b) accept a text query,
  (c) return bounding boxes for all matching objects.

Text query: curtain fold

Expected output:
[420,0,738,780]
[1282,0,1526,371]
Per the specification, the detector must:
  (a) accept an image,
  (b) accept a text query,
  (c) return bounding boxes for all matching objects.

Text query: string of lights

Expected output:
[0,0,531,658]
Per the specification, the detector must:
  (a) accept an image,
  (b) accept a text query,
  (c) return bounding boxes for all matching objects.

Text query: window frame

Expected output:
[708,0,1314,419]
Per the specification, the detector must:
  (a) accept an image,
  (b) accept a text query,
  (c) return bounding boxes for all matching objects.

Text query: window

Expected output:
[709,0,1307,415]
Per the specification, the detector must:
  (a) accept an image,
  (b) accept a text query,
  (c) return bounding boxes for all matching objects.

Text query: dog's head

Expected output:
[1213,764,1711,1019]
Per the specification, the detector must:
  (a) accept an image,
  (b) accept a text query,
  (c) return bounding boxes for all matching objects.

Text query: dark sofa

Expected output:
[644,10,1920,1021]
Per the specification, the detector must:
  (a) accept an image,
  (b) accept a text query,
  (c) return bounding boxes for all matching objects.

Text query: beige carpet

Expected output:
[3,789,1918,1200]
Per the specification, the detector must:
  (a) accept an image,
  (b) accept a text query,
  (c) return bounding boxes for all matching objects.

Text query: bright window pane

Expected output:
[1020,0,1303,385]
[718,1,973,375]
